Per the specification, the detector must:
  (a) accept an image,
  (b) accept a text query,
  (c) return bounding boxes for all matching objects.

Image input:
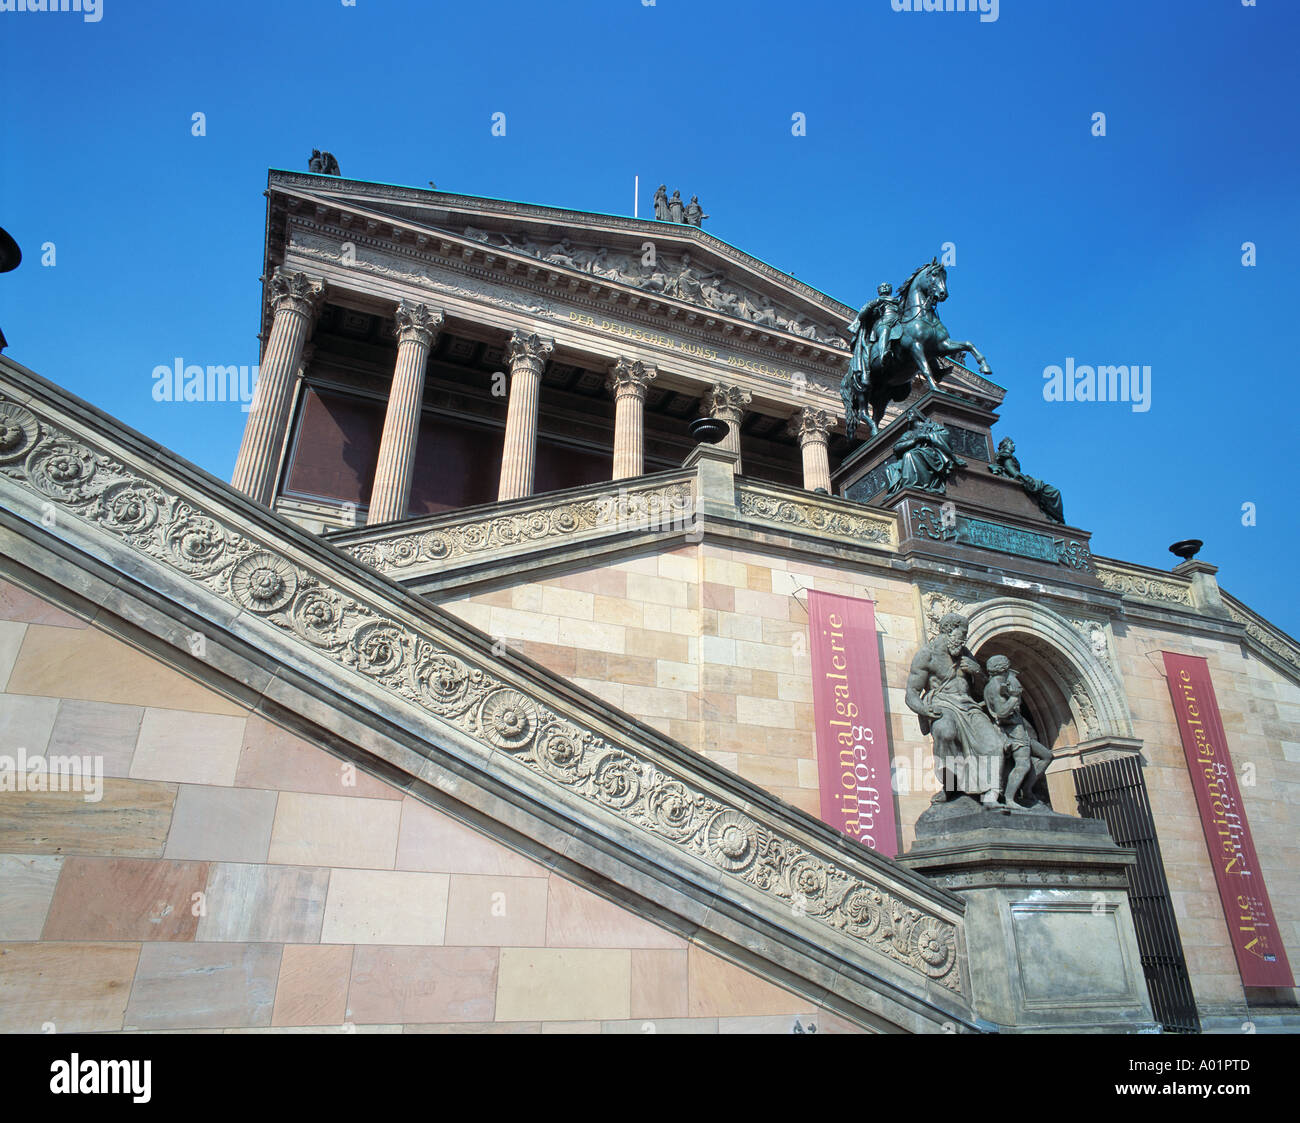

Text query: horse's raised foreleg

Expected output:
[939,339,993,377]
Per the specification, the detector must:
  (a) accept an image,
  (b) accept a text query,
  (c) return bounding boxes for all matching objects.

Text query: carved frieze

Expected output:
[0,393,961,993]
[737,486,896,547]
[1225,600,1300,677]
[458,226,848,348]
[1094,563,1193,607]
[347,479,697,574]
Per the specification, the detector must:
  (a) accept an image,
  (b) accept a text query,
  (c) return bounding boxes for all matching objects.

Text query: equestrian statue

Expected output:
[840,258,993,441]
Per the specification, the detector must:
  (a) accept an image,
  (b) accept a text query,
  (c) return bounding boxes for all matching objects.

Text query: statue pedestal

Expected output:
[897,799,1160,1033]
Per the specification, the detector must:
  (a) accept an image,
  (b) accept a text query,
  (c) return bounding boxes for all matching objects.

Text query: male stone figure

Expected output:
[905,613,1006,809]
[653,184,669,221]
[668,190,686,223]
[685,195,708,227]
[983,655,1053,808]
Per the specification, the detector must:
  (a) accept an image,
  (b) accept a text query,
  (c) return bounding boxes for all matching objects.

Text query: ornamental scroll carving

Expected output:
[346,479,697,575]
[0,392,960,992]
[1225,602,1300,677]
[737,487,896,547]
[1094,564,1193,607]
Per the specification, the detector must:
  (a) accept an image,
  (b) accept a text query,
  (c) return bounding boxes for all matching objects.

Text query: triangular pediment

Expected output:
[266,170,855,365]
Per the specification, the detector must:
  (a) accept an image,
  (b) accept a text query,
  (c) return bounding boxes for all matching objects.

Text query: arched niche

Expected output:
[963,597,1134,747]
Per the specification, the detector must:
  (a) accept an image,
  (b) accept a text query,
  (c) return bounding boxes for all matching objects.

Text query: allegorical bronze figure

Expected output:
[841,259,993,440]
[988,437,1065,523]
[884,412,966,496]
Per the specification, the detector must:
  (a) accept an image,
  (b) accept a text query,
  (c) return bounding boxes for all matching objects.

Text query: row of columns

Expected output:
[230,267,837,521]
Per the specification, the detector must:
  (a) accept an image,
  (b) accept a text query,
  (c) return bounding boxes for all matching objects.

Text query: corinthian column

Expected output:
[704,382,752,473]
[496,330,555,501]
[792,407,833,492]
[232,268,325,505]
[606,358,656,480]
[367,300,445,525]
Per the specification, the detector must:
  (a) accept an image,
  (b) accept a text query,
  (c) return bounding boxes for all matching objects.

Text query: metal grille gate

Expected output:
[1074,755,1202,1033]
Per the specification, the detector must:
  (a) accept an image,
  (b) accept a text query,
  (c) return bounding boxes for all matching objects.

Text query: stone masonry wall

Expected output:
[0,576,858,1034]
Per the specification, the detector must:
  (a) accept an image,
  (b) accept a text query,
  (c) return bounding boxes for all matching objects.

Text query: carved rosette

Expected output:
[0,394,964,994]
[505,330,554,378]
[268,267,326,319]
[605,358,656,401]
[394,300,444,348]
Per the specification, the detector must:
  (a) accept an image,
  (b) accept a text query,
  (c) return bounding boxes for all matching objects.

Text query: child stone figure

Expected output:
[983,655,1054,809]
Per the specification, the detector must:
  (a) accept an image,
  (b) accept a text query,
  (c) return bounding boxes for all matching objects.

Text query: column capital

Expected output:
[269,267,326,318]
[705,382,752,424]
[505,330,555,376]
[790,407,833,447]
[606,357,657,399]
[395,299,444,347]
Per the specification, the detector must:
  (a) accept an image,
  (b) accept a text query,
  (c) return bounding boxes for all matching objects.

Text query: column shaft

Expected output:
[231,269,324,505]
[367,302,443,525]
[497,331,554,501]
[607,358,656,480]
[705,383,753,474]
[794,408,833,492]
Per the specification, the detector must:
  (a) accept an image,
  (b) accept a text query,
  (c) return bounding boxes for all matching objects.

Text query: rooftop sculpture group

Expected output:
[653,185,708,227]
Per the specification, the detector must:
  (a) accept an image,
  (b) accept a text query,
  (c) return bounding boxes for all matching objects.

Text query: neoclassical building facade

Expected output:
[0,169,1295,1034]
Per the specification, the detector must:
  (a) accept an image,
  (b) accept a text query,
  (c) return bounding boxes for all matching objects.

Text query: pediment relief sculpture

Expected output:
[458,226,848,348]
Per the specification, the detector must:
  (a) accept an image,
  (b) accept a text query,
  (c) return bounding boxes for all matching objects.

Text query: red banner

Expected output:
[1162,652,1293,988]
[807,590,898,857]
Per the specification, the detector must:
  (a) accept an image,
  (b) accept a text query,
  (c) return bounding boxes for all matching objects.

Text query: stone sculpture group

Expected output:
[653,185,707,227]
[460,227,847,346]
[906,612,1053,812]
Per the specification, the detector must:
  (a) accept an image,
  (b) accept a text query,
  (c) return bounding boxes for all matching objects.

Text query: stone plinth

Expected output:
[898,801,1159,1033]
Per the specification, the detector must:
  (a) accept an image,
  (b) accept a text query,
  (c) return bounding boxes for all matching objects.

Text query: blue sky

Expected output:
[2,0,1297,638]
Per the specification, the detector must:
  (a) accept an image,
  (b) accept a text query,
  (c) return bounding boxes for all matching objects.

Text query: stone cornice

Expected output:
[1221,589,1300,682]
[0,356,973,1030]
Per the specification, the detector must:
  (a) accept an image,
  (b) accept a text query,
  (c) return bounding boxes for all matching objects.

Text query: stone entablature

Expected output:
[268,170,854,346]
[0,357,973,1027]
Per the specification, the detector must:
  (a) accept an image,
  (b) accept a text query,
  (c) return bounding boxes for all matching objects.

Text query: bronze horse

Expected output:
[840,259,992,440]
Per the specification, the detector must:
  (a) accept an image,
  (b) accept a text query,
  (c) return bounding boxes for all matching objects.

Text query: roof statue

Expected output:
[840,259,993,440]
[308,149,341,176]
[653,183,707,228]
